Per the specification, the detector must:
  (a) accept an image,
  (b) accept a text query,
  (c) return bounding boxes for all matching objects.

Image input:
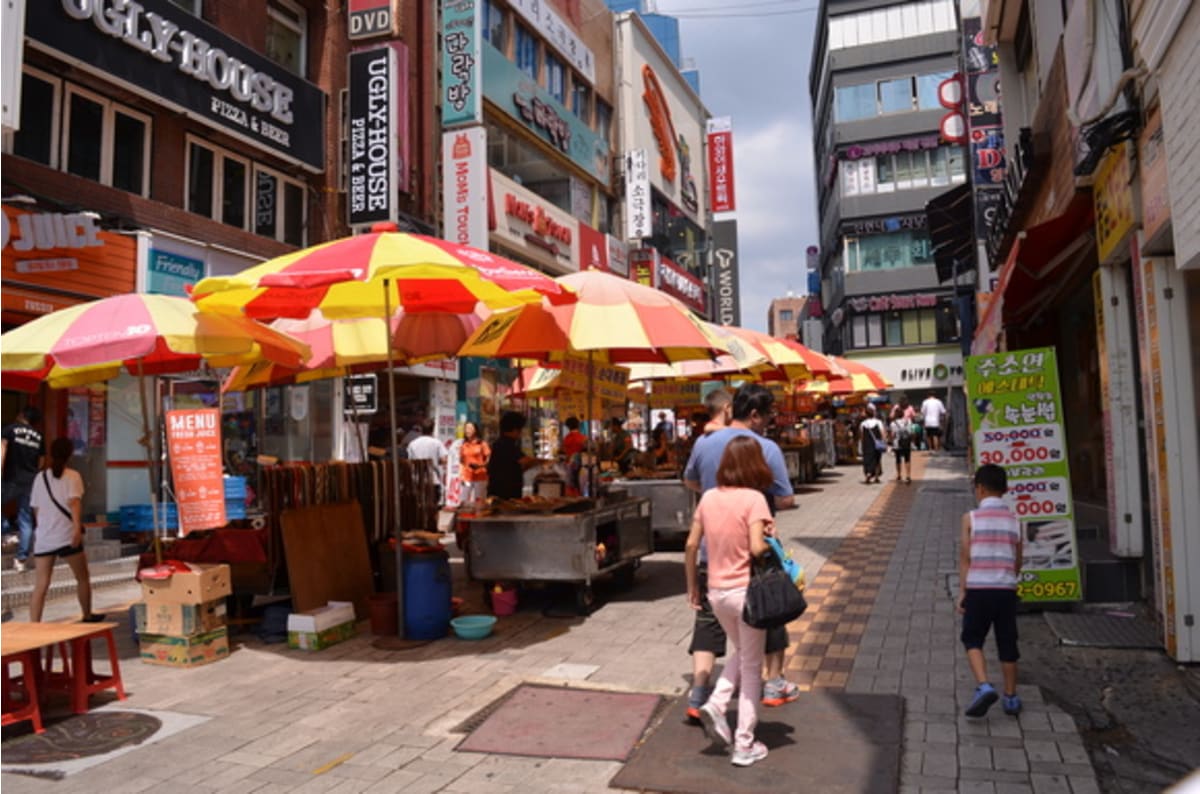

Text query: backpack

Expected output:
[894,419,912,450]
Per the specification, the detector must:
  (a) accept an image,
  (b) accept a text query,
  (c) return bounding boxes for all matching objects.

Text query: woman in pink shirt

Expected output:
[684,436,775,767]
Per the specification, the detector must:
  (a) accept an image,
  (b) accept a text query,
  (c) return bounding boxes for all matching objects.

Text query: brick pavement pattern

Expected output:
[2,453,1101,793]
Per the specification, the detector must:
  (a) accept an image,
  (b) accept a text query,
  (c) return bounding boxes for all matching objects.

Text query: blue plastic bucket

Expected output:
[401,545,451,640]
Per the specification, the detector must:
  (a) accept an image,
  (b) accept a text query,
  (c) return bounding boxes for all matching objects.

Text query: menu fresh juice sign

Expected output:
[165,409,227,534]
[965,347,1082,602]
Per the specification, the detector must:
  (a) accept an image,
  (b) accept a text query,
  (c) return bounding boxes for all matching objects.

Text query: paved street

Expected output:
[2,452,1101,793]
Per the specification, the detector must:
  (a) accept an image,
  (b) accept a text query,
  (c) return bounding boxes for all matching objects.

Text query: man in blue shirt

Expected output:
[681,384,798,720]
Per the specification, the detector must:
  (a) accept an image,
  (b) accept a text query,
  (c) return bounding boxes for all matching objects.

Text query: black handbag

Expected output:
[742,549,808,629]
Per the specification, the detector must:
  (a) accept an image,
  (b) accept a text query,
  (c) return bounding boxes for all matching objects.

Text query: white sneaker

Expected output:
[12,558,28,572]
[731,740,769,767]
[698,702,731,751]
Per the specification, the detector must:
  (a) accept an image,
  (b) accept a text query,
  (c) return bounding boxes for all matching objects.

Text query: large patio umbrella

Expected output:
[721,326,813,382]
[776,338,847,379]
[190,225,574,320]
[799,357,893,395]
[1,293,311,559]
[457,270,729,365]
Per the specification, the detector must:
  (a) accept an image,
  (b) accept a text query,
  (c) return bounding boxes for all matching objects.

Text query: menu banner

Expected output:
[965,347,1081,602]
[165,409,226,534]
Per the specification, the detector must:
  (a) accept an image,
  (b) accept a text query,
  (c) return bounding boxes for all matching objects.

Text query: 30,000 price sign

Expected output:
[965,347,1081,602]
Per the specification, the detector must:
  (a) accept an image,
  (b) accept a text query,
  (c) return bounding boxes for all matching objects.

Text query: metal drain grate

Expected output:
[451,685,524,734]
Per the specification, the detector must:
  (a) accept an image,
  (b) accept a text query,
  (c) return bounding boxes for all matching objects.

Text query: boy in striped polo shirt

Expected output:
[957,464,1023,717]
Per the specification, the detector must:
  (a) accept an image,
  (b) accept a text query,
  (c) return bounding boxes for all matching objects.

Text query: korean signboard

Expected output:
[1093,142,1136,265]
[706,116,736,213]
[965,347,1082,602]
[348,44,408,226]
[441,128,488,250]
[441,0,481,128]
[27,0,326,171]
[508,0,596,84]
[711,219,741,326]
[625,149,652,241]
[348,0,393,40]
[578,223,609,272]
[657,256,706,314]
[165,409,226,534]
[629,247,657,287]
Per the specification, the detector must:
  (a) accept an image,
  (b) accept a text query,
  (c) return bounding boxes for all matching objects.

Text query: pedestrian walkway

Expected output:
[1,453,1100,793]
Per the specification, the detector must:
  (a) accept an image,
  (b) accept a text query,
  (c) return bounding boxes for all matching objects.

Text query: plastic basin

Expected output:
[450,615,496,640]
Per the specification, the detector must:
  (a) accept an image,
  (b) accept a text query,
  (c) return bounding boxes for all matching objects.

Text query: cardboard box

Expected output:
[139,626,230,668]
[141,563,232,605]
[287,601,357,651]
[134,599,226,637]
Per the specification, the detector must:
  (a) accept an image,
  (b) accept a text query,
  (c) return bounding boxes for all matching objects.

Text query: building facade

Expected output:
[768,295,808,339]
[977,0,1200,661]
[809,0,970,441]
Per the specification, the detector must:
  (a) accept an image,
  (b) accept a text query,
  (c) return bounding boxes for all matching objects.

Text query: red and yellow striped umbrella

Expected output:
[190,226,575,320]
[457,270,728,365]
[721,326,813,382]
[776,338,847,379]
[1,293,309,390]
[799,357,892,395]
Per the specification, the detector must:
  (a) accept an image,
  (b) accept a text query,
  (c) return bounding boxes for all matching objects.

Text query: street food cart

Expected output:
[458,493,653,614]
[613,476,695,546]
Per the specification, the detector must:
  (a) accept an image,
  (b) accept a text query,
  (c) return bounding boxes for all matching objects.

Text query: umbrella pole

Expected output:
[137,361,162,565]
[384,278,405,638]
[587,351,595,498]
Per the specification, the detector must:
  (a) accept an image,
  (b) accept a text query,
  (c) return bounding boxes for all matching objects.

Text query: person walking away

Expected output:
[560,417,587,494]
[921,391,948,451]
[458,422,490,506]
[958,464,1023,717]
[685,436,775,767]
[683,384,799,721]
[2,405,45,572]
[29,437,102,622]
[859,404,886,484]
[407,420,449,505]
[487,412,541,500]
[889,405,914,483]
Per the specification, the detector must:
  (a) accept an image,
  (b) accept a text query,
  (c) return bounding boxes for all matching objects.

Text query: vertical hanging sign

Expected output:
[441,126,488,250]
[348,45,399,226]
[624,149,651,241]
[441,0,481,127]
[348,0,393,40]
[706,117,736,213]
[965,347,1082,602]
[165,409,227,534]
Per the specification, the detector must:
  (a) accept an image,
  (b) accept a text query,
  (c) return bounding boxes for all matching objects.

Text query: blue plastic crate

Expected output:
[223,476,247,500]
[225,500,247,520]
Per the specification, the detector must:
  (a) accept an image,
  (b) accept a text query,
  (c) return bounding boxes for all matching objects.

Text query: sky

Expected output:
[655,1,822,332]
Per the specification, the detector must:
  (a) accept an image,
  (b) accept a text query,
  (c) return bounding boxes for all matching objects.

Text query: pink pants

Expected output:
[706,585,766,751]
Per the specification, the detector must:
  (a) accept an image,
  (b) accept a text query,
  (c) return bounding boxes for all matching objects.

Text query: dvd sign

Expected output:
[349,0,392,40]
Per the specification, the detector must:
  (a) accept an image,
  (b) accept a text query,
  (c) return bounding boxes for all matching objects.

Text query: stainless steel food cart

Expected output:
[460,497,653,613]
[613,478,695,546]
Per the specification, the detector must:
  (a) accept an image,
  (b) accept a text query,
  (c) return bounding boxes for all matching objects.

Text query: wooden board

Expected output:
[280,502,375,621]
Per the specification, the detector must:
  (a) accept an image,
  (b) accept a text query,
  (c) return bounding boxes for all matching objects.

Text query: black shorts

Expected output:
[689,564,788,656]
[960,589,1020,662]
[925,426,942,438]
[35,543,84,559]
[893,447,912,463]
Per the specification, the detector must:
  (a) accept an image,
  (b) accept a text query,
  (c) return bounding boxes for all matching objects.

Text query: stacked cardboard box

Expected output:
[137,563,233,668]
[287,601,357,651]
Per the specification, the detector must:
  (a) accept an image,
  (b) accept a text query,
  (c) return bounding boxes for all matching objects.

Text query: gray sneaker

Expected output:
[731,741,768,767]
[698,702,732,751]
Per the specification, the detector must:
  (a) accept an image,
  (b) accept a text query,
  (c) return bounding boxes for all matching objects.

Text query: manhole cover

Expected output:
[2,711,162,765]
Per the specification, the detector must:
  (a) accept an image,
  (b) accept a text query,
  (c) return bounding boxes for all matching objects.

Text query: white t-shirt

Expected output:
[921,396,947,428]
[407,435,448,478]
[29,468,84,553]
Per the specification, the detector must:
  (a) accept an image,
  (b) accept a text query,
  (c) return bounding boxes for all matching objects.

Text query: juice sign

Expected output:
[964,347,1082,602]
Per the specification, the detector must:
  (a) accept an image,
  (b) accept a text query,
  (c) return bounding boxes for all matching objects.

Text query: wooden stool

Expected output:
[2,650,44,733]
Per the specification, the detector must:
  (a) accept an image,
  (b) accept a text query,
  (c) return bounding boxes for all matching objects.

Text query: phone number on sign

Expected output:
[1017,580,1078,599]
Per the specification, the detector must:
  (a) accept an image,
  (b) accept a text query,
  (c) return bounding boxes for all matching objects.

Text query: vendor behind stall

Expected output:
[488,411,541,500]
[608,417,637,474]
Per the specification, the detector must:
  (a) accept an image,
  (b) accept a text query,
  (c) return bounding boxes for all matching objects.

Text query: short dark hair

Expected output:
[565,416,580,431]
[21,405,42,424]
[420,419,435,435]
[716,436,774,490]
[499,411,526,434]
[731,384,773,422]
[974,464,1007,495]
[704,389,731,415]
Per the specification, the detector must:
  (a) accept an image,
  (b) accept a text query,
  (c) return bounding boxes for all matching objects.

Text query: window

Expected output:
[885,312,903,345]
[515,25,537,78]
[594,99,612,138]
[223,157,247,228]
[828,0,957,51]
[12,70,59,167]
[835,83,875,122]
[571,80,591,122]
[266,0,306,76]
[843,146,965,196]
[879,77,915,113]
[544,53,565,103]
[848,305,954,349]
[255,166,307,246]
[188,144,214,217]
[780,309,794,322]
[916,71,953,110]
[60,86,150,195]
[483,1,507,53]
[188,140,249,227]
[842,230,934,271]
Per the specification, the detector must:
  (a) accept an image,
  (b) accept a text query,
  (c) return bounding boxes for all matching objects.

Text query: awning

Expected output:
[925,184,974,283]
[972,193,1095,353]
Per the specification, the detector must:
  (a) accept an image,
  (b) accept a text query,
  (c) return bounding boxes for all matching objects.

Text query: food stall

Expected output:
[457,493,653,614]
[612,476,695,546]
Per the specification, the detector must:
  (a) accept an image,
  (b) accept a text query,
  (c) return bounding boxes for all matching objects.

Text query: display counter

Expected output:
[458,496,652,613]
[613,478,694,545]
[780,443,818,485]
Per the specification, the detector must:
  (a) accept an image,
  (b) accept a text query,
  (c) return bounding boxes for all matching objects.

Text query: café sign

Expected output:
[847,292,940,312]
[28,0,326,171]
